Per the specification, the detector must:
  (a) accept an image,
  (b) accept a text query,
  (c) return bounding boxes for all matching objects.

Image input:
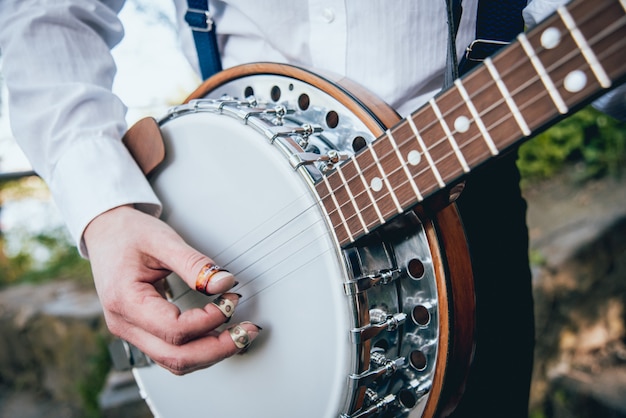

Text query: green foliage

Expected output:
[0,226,91,288]
[77,334,113,418]
[517,106,626,185]
[0,178,91,288]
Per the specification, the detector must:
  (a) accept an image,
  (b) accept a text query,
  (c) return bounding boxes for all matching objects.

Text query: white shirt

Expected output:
[0,0,562,255]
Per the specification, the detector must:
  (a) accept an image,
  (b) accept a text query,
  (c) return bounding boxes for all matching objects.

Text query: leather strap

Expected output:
[185,0,222,80]
[122,117,165,175]
[458,0,527,75]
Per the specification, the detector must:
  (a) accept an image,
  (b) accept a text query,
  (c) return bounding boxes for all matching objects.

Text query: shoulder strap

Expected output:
[184,0,222,80]
[444,0,464,89]
[458,0,527,75]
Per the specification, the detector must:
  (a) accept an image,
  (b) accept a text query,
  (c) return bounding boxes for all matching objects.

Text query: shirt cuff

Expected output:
[48,135,162,258]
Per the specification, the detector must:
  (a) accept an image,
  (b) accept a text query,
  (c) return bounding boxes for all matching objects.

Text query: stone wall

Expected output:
[0,280,110,417]
[526,171,626,417]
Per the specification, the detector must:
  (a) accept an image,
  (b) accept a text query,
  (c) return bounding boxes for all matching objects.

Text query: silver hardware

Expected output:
[343,268,401,295]
[348,363,404,390]
[267,124,323,144]
[465,38,510,62]
[186,8,215,32]
[209,96,258,111]
[289,150,350,170]
[269,104,288,125]
[340,394,396,418]
[351,312,407,344]
[108,339,151,371]
[322,149,341,171]
[368,308,388,324]
[243,105,294,124]
[349,352,405,387]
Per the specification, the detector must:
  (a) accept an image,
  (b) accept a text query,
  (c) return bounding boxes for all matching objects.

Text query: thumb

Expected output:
[140,214,236,296]
[166,245,236,296]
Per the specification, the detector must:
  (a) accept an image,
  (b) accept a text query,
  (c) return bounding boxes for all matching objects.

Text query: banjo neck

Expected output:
[315,0,626,247]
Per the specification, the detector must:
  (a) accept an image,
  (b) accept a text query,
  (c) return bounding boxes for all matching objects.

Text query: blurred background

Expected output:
[0,1,625,417]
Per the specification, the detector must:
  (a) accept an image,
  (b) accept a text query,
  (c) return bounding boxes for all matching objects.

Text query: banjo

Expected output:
[121,0,626,416]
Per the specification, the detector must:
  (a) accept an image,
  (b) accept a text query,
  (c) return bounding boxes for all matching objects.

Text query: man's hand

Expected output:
[84,205,259,375]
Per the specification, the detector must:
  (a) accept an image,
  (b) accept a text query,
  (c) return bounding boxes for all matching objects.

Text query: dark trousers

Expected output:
[451,153,535,417]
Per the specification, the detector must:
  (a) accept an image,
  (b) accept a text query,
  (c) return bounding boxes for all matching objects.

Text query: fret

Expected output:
[454,79,499,156]
[484,58,532,136]
[518,33,569,114]
[390,122,441,198]
[386,128,424,202]
[354,146,403,219]
[315,181,351,245]
[322,175,354,242]
[367,143,403,214]
[371,133,422,208]
[335,163,369,235]
[459,63,523,152]
[429,98,470,173]
[325,168,367,238]
[557,7,611,88]
[585,10,626,83]
[338,157,384,230]
[435,84,495,168]
[526,17,583,96]
[351,155,386,225]
[511,24,582,130]
[406,116,445,188]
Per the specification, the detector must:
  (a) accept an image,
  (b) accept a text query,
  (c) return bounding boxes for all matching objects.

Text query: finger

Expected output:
[114,286,242,345]
[124,321,261,375]
[211,293,242,320]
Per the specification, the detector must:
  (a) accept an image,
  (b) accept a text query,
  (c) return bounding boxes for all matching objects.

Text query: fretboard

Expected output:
[315,0,626,247]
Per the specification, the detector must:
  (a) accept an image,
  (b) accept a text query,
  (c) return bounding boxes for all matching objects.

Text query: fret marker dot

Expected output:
[370,177,383,192]
[541,27,561,50]
[454,115,471,133]
[407,150,421,166]
[564,70,587,93]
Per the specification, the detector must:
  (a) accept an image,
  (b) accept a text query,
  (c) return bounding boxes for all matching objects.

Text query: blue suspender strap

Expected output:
[459,0,527,75]
[185,0,222,80]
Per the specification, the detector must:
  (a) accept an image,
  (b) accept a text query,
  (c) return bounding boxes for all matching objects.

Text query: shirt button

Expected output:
[322,7,335,23]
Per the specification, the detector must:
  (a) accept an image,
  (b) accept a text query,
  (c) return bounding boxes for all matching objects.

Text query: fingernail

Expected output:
[212,293,240,319]
[205,271,236,295]
[229,322,260,350]
[240,321,263,331]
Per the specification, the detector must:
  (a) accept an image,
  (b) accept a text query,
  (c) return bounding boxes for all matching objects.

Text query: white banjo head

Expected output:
[136,111,353,417]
